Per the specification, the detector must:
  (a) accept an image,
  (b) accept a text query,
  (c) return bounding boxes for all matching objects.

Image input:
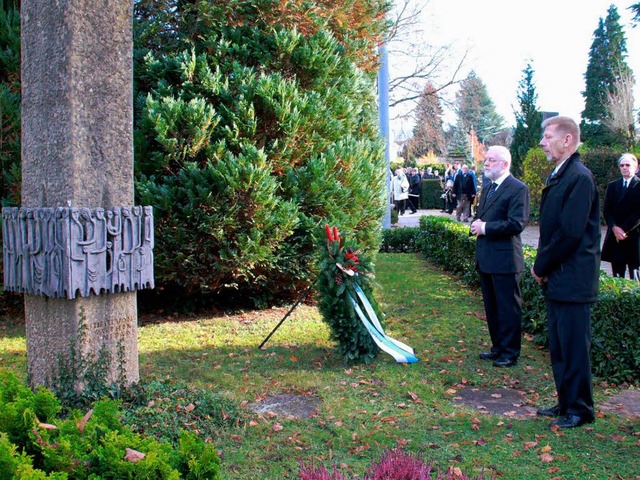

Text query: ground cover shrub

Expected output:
[0,369,222,479]
[415,215,640,383]
[119,379,244,444]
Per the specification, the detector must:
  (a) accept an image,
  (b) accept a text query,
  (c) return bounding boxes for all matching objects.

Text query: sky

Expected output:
[389,0,640,138]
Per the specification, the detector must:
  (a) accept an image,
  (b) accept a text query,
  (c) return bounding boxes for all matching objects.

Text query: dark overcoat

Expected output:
[533,152,601,303]
[601,175,640,267]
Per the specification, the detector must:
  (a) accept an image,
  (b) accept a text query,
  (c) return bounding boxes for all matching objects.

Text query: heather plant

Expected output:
[298,449,491,480]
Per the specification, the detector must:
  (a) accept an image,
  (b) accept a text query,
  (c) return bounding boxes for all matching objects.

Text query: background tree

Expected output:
[386,0,468,116]
[452,71,504,163]
[581,5,632,147]
[134,0,392,309]
[403,82,446,161]
[631,2,640,23]
[602,68,637,150]
[0,0,20,207]
[510,62,542,178]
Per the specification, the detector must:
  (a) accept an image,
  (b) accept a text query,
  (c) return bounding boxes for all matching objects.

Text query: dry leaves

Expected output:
[76,409,93,434]
[124,448,145,463]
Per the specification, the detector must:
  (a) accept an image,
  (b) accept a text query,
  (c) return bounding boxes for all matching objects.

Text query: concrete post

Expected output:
[21,0,139,389]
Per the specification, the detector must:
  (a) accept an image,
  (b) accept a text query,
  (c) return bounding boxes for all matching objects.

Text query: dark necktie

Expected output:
[623,179,628,189]
[546,171,556,186]
[486,182,496,199]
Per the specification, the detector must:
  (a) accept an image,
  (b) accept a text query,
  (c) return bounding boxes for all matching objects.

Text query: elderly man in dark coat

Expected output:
[601,153,640,279]
[531,116,600,429]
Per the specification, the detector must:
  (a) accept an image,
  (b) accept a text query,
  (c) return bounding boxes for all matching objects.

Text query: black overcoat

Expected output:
[533,153,601,303]
[601,175,640,267]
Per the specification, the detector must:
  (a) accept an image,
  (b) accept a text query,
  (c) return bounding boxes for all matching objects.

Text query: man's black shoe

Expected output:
[550,414,594,429]
[479,352,498,360]
[492,357,517,368]
[537,405,561,417]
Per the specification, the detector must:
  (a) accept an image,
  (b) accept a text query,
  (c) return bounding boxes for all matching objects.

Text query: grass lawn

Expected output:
[1,253,638,479]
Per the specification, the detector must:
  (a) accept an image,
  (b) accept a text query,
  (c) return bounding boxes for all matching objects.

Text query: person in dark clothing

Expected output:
[453,164,476,222]
[408,168,421,213]
[470,146,530,368]
[531,116,600,429]
[601,153,640,279]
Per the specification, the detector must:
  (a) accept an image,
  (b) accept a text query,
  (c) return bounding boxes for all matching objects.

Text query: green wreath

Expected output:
[315,224,381,364]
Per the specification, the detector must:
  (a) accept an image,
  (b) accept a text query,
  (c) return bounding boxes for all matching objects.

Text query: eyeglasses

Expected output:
[620,164,633,168]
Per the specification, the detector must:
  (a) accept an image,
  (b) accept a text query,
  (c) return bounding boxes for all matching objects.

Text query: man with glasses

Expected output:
[470,146,530,368]
[601,153,640,279]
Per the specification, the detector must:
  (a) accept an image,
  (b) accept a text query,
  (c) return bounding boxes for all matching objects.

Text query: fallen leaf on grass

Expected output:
[539,453,553,463]
[407,391,422,403]
[524,441,538,449]
[273,423,283,432]
[541,445,552,453]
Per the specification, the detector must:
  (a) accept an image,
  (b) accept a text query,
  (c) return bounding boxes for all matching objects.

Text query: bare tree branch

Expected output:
[384,0,469,125]
[603,67,637,148]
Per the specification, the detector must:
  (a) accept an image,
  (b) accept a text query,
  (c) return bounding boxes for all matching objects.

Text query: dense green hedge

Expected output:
[381,216,640,384]
[419,179,444,209]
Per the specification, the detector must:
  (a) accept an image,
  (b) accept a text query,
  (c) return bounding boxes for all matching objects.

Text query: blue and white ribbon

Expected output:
[348,285,418,364]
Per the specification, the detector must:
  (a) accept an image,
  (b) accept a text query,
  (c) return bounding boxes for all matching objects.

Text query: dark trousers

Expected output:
[547,300,594,418]
[407,195,418,212]
[611,261,639,279]
[479,271,522,360]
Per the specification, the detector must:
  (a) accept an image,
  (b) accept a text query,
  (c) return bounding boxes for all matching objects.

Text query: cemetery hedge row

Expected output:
[381,217,640,384]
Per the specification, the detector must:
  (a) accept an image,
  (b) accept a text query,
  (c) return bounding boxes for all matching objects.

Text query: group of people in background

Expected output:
[391,166,437,215]
[396,116,640,430]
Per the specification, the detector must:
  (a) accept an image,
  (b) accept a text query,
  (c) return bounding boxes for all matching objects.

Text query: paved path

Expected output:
[397,209,613,276]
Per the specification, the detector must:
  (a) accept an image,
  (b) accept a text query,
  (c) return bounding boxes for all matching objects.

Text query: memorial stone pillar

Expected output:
[20,0,139,389]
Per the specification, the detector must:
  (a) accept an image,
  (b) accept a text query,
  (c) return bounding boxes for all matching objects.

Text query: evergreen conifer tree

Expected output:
[510,62,542,178]
[453,71,504,163]
[404,83,446,161]
[0,0,21,206]
[134,0,392,307]
[581,5,632,147]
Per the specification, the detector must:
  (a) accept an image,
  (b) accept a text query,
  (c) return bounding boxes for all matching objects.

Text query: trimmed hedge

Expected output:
[419,179,444,209]
[381,216,640,384]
